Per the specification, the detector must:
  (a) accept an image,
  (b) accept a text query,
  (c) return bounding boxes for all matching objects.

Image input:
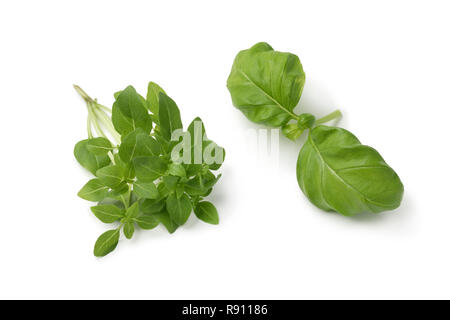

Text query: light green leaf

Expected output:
[125,202,140,219]
[133,181,158,199]
[86,137,113,155]
[281,123,303,141]
[96,165,125,188]
[91,205,125,223]
[133,214,159,230]
[297,125,404,216]
[133,156,168,182]
[123,222,135,239]
[167,162,186,177]
[74,139,110,175]
[94,229,120,257]
[166,193,192,225]
[158,92,182,141]
[78,179,109,202]
[227,42,305,127]
[147,82,166,116]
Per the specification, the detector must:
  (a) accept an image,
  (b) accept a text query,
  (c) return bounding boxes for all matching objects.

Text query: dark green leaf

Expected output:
[140,198,165,214]
[153,210,178,233]
[194,201,219,225]
[166,193,192,225]
[119,128,160,164]
[125,202,140,219]
[112,86,152,135]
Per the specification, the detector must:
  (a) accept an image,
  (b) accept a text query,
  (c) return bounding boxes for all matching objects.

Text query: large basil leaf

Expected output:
[166,193,192,226]
[119,128,161,163]
[133,156,168,182]
[226,42,305,127]
[112,86,152,135]
[296,125,404,216]
[146,82,166,117]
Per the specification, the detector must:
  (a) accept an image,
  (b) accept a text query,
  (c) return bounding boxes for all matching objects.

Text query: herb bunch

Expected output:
[74,83,225,257]
[227,42,403,216]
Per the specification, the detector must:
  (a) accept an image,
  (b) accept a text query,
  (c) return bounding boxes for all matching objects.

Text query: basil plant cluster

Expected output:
[74,83,225,257]
[227,42,404,216]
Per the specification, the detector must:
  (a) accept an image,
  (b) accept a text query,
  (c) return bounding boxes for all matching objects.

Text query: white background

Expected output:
[0,0,449,299]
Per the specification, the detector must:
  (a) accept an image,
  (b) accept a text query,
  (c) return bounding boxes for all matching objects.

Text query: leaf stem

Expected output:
[315,109,342,125]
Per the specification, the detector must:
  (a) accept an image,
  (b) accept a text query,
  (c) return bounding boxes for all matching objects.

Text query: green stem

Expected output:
[92,107,121,143]
[87,103,107,138]
[73,85,94,103]
[315,109,342,125]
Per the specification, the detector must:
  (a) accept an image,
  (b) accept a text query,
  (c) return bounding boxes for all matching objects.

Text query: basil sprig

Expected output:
[74,83,225,257]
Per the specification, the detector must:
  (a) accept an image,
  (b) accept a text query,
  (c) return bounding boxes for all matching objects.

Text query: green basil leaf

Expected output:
[158,92,182,141]
[123,222,135,239]
[133,181,158,199]
[112,86,152,135]
[119,128,160,164]
[167,162,186,177]
[74,139,111,175]
[78,178,109,202]
[162,175,179,191]
[281,123,303,141]
[86,137,113,155]
[133,214,159,230]
[140,198,165,214]
[90,205,125,223]
[146,82,166,117]
[94,228,120,257]
[227,42,305,127]
[153,210,178,234]
[166,193,192,226]
[96,165,125,188]
[133,156,168,182]
[194,201,219,225]
[297,125,404,216]
[125,202,140,219]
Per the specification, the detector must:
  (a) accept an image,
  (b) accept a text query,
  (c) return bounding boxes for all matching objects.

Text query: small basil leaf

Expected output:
[93,229,120,257]
[112,86,152,135]
[167,162,186,177]
[146,82,166,117]
[281,123,304,141]
[90,205,125,223]
[133,181,158,199]
[86,137,113,155]
[96,165,125,188]
[194,201,219,225]
[119,128,160,163]
[166,193,192,226]
[153,210,178,234]
[123,222,135,239]
[78,179,109,202]
[74,139,110,175]
[133,214,159,230]
[140,198,165,214]
[158,92,182,141]
[133,156,168,182]
[125,202,140,219]
[162,175,179,191]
